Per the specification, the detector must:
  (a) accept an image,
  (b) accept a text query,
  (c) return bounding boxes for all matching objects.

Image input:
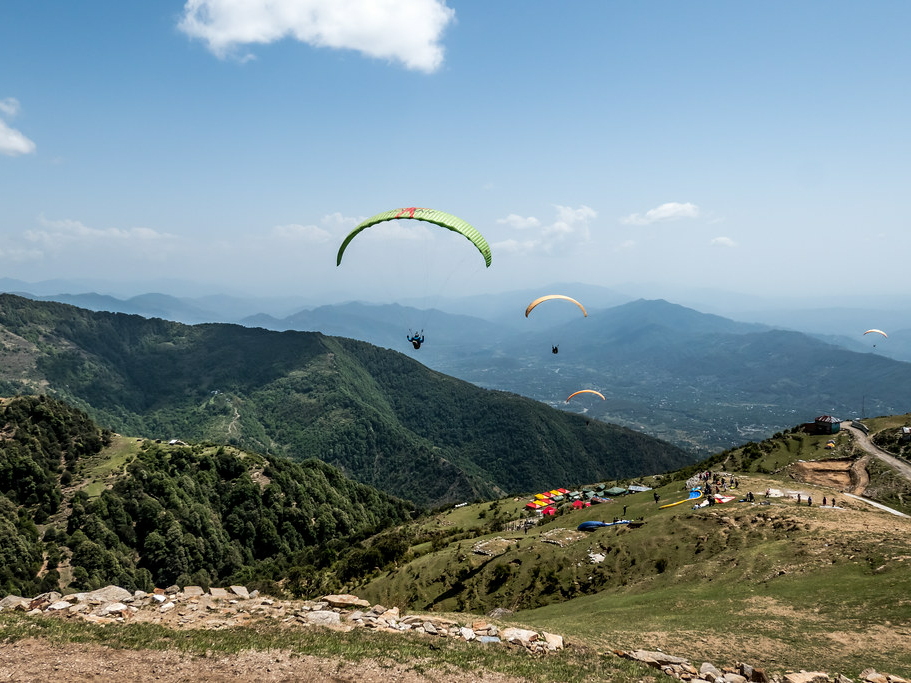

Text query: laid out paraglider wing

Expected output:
[863,329,888,338]
[525,295,588,318]
[336,207,491,267]
[566,389,605,402]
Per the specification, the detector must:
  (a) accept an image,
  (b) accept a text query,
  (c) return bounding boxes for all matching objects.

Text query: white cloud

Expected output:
[494,204,595,256]
[490,238,539,255]
[25,215,173,247]
[710,236,736,248]
[271,223,331,242]
[497,214,540,230]
[0,98,36,156]
[322,211,358,229]
[616,239,636,251]
[0,98,21,117]
[0,246,43,262]
[621,201,700,226]
[178,0,455,73]
[545,204,596,240]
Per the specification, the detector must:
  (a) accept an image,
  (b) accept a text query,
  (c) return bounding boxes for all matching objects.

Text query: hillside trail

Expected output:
[0,638,525,683]
[842,422,911,482]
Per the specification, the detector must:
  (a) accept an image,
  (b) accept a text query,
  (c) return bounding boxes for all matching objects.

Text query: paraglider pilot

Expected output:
[552,345,559,354]
[407,330,425,350]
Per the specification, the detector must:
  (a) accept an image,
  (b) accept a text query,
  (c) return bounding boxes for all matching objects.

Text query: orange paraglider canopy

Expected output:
[566,389,605,402]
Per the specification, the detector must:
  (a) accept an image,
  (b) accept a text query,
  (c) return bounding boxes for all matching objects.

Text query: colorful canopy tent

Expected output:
[603,487,627,496]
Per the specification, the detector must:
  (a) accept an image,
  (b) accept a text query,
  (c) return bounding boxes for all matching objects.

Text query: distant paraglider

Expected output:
[525,295,588,318]
[335,207,491,351]
[864,329,888,348]
[526,295,587,355]
[566,389,605,402]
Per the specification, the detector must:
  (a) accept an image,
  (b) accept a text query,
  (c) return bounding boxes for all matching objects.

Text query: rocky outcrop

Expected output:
[0,585,563,656]
[615,650,906,683]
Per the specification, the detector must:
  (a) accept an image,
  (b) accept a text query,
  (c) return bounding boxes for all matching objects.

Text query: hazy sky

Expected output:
[1,1,909,304]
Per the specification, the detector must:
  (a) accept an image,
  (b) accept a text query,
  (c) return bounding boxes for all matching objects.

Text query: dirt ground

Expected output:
[787,457,866,492]
[0,638,525,683]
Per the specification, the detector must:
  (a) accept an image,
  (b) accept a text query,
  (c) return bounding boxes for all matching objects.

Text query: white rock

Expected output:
[160,602,176,613]
[46,601,71,611]
[501,627,538,646]
[459,626,475,641]
[304,610,341,626]
[98,602,128,616]
[542,631,564,651]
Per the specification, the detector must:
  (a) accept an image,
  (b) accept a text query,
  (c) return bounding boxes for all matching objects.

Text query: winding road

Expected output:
[842,422,911,482]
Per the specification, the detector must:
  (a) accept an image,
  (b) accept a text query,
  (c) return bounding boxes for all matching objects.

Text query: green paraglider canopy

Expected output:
[336,207,492,268]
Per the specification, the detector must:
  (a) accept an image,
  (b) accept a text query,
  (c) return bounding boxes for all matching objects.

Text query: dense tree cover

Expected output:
[0,395,109,595]
[0,394,416,597]
[0,294,693,506]
[63,442,415,591]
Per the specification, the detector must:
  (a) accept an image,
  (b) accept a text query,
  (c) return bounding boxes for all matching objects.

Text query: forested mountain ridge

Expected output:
[0,395,415,598]
[0,295,693,505]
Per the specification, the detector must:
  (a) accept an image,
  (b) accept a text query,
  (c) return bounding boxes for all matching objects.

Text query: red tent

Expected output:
[571,500,584,509]
[541,506,556,516]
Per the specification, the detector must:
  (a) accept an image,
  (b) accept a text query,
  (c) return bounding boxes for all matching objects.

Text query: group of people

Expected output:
[794,492,836,507]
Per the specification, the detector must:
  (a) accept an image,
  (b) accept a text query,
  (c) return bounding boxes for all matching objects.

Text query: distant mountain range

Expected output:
[4,280,911,453]
[0,294,691,506]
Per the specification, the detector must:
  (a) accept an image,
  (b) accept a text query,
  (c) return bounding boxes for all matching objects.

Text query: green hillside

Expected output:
[0,395,414,597]
[352,425,911,675]
[0,294,693,505]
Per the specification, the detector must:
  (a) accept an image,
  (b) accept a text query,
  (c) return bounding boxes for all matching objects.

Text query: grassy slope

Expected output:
[355,427,911,677]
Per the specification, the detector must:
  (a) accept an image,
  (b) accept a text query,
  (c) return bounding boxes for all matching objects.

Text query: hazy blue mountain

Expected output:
[430,299,911,453]
[0,294,692,505]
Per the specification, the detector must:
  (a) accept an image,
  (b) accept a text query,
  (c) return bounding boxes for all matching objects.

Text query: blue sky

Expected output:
[1,1,909,304]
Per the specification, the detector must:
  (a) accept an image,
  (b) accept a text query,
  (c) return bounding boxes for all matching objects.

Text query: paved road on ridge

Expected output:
[842,422,911,482]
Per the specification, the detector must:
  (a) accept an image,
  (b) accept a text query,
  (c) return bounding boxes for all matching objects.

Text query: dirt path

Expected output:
[0,638,524,683]
[842,423,911,482]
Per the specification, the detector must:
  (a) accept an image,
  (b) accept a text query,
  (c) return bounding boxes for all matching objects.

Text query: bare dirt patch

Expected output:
[788,458,854,490]
[0,637,526,683]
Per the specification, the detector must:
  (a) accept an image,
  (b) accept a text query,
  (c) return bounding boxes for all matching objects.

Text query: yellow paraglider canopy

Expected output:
[863,329,887,338]
[525,295,587,318]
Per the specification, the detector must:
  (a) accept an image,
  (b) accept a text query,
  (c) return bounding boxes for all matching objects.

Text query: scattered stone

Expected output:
[501,627,538,646]
[0,596,29,610]
[322,594,370,609]
[182,586,205,597]
[229,586,249,599]
[478,636,501,644]
[165,585,180,595]
[542,631,564,651]
[208,587,229,599]
[85,586,132,604]
[784,673,830,683]
[459,626,475,641]
[46,601,71,611]
[304,611,341,626]
[98,602,129,617]
[160,602,176,613]
[151,594,167,604]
